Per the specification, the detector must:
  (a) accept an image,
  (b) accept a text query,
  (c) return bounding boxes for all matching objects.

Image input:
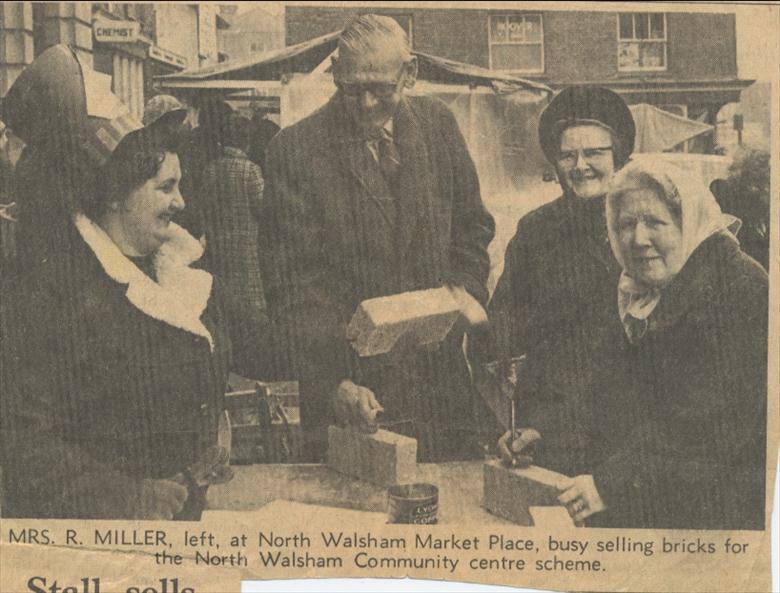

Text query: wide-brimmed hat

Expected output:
[539,85,635,168]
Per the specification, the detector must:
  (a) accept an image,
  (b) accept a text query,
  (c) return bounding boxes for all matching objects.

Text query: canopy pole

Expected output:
[468,83,477,148]
[312,49,337,75]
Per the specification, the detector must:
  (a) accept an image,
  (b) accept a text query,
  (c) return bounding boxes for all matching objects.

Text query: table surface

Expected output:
[208,461,517,525]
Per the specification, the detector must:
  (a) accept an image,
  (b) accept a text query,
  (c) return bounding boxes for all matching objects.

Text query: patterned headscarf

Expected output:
[606,155,739,342]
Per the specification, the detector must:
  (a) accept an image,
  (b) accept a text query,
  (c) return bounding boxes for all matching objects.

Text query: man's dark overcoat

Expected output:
[260,94,495,461]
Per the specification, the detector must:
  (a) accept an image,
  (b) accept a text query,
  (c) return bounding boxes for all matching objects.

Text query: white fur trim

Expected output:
[74,213,215,349]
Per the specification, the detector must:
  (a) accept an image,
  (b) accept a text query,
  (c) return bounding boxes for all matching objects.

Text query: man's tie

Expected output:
[624,314,649,344]
[372,128,401,182]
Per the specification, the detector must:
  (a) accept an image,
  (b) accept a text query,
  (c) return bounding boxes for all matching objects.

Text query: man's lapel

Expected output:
[325,95,399,229]
[392,97,437,257]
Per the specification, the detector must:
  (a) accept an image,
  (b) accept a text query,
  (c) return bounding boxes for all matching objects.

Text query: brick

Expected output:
[483,459,568,526]
[346,287,461,357]
[327,425,417,487]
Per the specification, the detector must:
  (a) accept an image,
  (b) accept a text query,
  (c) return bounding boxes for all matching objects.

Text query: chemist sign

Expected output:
[93,20,140,43]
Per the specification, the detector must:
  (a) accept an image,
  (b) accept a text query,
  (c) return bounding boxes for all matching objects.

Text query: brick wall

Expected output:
[542,11,616,82]
[666,12,736,80]
[286,7,739,83]
[406,9,489,67]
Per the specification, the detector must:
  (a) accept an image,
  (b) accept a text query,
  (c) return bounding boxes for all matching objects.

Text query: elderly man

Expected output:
[261,15,495,462]
[485,86,636,521]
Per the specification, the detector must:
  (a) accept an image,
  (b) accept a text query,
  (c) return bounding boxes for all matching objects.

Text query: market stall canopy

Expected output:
[639,152,732,189]
[156,30,551,96]
[630,103,714,153]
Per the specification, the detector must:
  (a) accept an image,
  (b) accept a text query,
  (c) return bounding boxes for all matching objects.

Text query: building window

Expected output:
[618,13,667,71]
[489,14,544,73]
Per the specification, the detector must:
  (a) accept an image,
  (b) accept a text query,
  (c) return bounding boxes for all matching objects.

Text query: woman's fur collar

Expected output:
[74,213,214,349]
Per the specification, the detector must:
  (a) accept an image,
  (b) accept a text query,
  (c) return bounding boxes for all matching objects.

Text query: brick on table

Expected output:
[327,425,417,487]
[483,459,568,526]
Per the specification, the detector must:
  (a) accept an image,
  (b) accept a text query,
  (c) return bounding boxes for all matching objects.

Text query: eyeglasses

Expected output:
[557,146,613,168]
[335,66,407,99]
[336,79,404,99]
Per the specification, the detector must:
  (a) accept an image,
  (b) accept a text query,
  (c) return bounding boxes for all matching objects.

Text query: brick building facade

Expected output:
[1,3,227,119]
[286,6,752,152]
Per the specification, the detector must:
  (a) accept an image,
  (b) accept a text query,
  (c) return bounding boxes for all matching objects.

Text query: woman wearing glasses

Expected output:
[481,86,635,480]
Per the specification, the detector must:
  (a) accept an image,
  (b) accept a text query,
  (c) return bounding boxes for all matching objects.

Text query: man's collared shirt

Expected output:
[366,119,394,162]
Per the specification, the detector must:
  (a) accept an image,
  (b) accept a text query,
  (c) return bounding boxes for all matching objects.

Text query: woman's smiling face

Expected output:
[117,151,184,256]
[556,125,616,199]
[616,187,684,287]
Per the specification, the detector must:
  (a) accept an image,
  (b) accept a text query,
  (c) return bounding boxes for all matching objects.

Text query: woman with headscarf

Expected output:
[552,155,768,529]
[1,46,232,520]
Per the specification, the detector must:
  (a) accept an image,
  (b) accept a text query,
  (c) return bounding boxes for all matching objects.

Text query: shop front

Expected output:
[92,18,148,120]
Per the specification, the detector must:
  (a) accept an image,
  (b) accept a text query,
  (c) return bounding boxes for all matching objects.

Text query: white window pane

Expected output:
[640,42,665,67]
[618,41,640,69]
[491,16,507,42]
[650,13,665,39]
[492,44,542,71]
[507,16,525,42]
[619,14,633,39]
[525,15,542,42]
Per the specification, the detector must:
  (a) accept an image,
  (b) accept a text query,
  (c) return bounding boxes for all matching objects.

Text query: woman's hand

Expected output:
[132,479,189,520]
[557,475,606,523]
[497,428,542,467]
[333,379,384,431]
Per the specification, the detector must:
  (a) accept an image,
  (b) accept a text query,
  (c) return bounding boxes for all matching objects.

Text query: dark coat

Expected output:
[247,117,281,175]
[588,233,768,530]
[260,94,495,461]
[200,146,268,377]
[175,126,221,238]
[0,223,231,519]
[485,192,622,473]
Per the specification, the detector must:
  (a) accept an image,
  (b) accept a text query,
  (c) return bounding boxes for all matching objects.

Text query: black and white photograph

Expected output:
[0,2,776,592]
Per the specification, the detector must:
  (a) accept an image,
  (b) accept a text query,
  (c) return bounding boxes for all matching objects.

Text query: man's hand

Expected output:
[557,474,606,523]
[333,379,384,431]
[446,284,488,328]
[131,479,189,520]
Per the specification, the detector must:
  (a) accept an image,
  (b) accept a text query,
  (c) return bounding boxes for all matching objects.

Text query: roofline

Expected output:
[546,78,755,91]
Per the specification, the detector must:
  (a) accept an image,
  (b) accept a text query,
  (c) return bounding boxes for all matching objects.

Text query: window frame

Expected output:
[617,12,668,73]
[488,13,545,74]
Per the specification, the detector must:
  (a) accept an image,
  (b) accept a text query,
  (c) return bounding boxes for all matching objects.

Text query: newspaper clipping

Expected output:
[0,1,777,592]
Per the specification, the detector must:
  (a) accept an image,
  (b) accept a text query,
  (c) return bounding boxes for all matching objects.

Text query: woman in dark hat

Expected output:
[1,46,232,520]
[483,85,636,483]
